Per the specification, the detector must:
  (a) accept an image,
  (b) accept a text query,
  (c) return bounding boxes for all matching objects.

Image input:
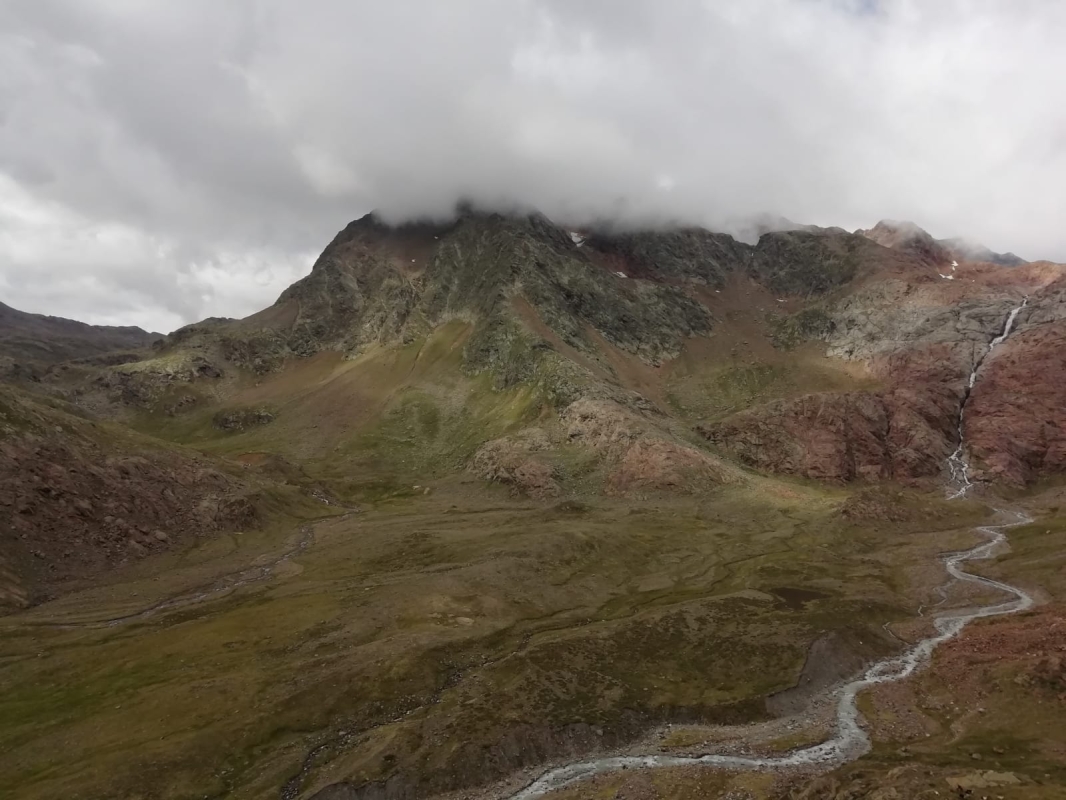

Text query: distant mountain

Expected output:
[856,219,955,265]
[857,219,1027,266]
[724,213,848,245]
[0,301,160,370]
[938,237,1027,267]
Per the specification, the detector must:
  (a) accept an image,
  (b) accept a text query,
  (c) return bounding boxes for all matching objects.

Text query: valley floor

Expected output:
[492,486,1066,800]
[7,476,1057,800]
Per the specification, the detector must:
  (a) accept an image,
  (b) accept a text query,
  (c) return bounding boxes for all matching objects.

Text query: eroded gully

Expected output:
[498,300,1035,800]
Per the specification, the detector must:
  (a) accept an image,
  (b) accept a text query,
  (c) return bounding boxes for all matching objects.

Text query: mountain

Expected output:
[856,219,955,265]
[33,209,1064,493]
[0,300,160,382]
[858,219,1028,267]
[7,208,1065,598]
[29,210,924,500]
[938,236,1027,266]
[3,208,1066,800]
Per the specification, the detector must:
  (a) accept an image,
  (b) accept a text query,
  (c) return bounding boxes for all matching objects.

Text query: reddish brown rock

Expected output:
[700,344,965,484]
[469,430,561,499]
[564,399,734,495]
[858,219,954,267]
[965,321,1066,485]
[606,437,732,496]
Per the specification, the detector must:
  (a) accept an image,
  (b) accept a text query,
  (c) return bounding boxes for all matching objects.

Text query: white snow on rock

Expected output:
[569,231,586,246]
[615,271,627,279]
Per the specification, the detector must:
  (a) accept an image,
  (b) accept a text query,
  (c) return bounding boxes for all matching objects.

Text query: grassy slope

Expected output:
[0,384,337,607]
[128,321,546,502]
[662,279,878,425]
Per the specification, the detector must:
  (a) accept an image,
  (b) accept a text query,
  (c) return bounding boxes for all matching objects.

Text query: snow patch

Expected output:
[615,271,627,279]
[569,231,586,247]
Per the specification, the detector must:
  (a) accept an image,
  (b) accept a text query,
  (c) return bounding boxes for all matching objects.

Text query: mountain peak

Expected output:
[857,219,1029,267]
[859,220,945,257]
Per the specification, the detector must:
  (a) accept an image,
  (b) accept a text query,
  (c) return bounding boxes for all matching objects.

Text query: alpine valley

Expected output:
[2,210,1066,800]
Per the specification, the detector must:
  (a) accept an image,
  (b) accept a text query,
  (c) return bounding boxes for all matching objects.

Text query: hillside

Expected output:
[1,209,1065,800]
[0,384,330,609]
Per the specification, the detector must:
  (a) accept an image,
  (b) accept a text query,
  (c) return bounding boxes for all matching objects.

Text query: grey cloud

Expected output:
[1,0,1065,331]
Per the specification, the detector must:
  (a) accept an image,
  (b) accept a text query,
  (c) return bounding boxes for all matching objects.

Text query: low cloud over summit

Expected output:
[2,0,1065,331]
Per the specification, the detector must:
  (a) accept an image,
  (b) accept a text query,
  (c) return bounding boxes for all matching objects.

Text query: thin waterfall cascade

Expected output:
[947,297,1028,498]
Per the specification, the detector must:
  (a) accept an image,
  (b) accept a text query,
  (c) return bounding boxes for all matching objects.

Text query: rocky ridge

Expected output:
[0,300,159,383]
[857,219,1028,268]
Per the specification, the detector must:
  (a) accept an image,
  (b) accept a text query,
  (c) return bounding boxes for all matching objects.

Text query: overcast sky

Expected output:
[1,1,1064,333]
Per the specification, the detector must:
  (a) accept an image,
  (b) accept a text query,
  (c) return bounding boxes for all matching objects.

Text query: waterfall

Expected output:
[947,297,1028,498]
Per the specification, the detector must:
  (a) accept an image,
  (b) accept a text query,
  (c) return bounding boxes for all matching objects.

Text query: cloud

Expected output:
[1,0,1064,330]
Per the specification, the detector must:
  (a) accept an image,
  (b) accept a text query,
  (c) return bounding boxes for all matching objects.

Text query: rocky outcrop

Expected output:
[583,226,873,298]
[212,408,275,432]
[79,352,225,414]
[470,402,734,498]
[564,398,735,494]
[826,282,1022,362]
[470,430,561,498]
[706,269,1066,486]
[858,219,953,266]
[857,219,1027,268]
[582,226,750,286]
[940,237,1027,266]
[749,230,870,296]
[606,436,732,495]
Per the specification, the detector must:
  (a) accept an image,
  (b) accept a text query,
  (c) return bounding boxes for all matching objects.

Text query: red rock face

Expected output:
[470,433,561,499]
[699,343,967,484]
[965,321,1066,486]
[702,254,1066,488]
